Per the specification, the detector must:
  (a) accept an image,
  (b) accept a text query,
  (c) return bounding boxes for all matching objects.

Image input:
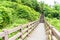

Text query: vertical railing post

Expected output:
[51,31,53,40]
[34,22,37,29]
[2,29,8,40]
[48,26,53,40]
[26,25,28,36]
[20,25,22,40]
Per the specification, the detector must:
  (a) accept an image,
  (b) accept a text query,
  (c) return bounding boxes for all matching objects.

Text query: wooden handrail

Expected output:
[8,25,22,34]
[1,13,60,40]
[0,32,5,37]
[0,20,39,40]
[9,32,22,40]
[45,21,60,40]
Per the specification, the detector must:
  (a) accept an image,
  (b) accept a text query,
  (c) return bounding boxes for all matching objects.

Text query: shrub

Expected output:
[0,1,39,28]
[0,6,15,28]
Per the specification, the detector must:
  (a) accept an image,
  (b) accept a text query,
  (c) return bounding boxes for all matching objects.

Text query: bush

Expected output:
[0,6,16,28]
[0,1,39,28]
[46,17,60,32]
[0,1,39,20]
[21,0,38,11]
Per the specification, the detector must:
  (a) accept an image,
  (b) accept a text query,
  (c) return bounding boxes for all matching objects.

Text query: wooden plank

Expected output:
[52,35,57,40]
[27,23,47,40]
[8,25,22,34]
[2,20,38,35]
[51,27,60,40]
[22,33,28,39]
[0,20,39,40]
[0,32,5,37]
[22,28,28,34]
[3,29,8,40]
[45,21,60,40]
[28,24,36,34]
[22,24,35,40]
[9,32,22,40]
[22,20,37,28]
[22,24,28,28]
[22,22,36,34]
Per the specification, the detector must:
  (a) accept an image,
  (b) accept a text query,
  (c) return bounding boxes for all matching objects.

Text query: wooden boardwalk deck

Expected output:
[0,14,60,40]
[26,23,47,40]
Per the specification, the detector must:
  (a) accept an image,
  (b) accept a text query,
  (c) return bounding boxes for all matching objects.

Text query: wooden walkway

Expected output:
[0,14,60,40]
[27,23,47,40]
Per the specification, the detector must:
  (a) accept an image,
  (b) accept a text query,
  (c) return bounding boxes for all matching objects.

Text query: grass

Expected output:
[46,17,60,32]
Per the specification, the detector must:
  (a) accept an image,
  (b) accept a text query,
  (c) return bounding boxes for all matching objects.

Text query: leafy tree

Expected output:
[54,4,60,11]
[21,0,38,11]
[38,2,60,19]
[0,6,15,28]
[0,1,39,28]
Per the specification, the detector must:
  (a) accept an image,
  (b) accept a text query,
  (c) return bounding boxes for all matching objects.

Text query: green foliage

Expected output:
[0,1,39,29]
[38,2,60,31]
[54,4,60,11]
[16,0,21,4]
[39,2,45,12]
[18,5,39,21]
[0,0,39,11]
[46,17,60,32]
[0,6,15,28]
[0,1,39,20]
[21,0,38,11]
[38,2,60,19]
[0,0,39,40]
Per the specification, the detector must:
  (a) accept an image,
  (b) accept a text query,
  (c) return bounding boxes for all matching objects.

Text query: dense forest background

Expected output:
[0,0,40,31]
[0,0,60,32]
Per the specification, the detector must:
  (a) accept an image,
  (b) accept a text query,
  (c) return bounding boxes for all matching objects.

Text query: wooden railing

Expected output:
[0,20,39,40]
[45,21,60,40]
[0,13,60,40]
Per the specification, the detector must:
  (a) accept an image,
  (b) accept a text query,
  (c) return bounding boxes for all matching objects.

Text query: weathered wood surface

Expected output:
[0,13,60,40]
[0,20,39,40]
[45,21,60,40]
[27,23,47,40]
[9,32,21,40]
[0,32,5,37]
